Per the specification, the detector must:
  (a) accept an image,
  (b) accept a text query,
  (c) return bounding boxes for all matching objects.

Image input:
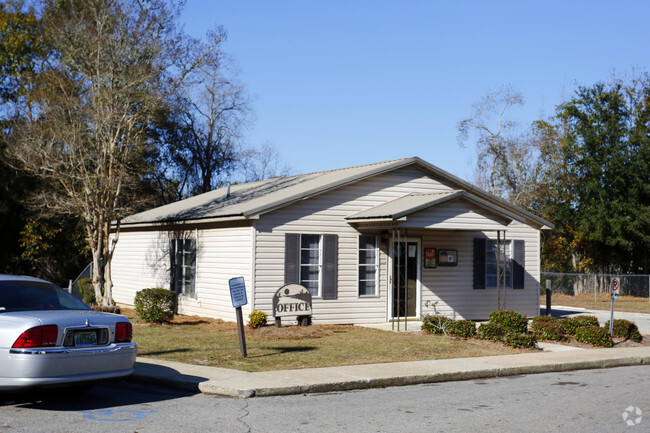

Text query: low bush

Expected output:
[248,310,268,329]
[531,315,556,325]
[92,305,121,314]
[575,325,613,348]
[503,333,537,349]
[560,315,600,335]
[477,322,507,341]
[531,316,566,341]
[421,314,452,335]
[604,319,643,343]
[77,278,95,305]
[134,288,176,323]
[446,320,477,339]
[489,310,528,334]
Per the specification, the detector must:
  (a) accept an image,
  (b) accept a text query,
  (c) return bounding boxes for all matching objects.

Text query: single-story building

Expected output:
[111,157,553,324]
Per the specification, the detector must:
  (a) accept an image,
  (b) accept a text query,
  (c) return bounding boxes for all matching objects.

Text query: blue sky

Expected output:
[180,1,650,181]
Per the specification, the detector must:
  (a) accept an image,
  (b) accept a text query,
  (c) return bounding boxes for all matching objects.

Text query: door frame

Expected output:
[387,237,421,321]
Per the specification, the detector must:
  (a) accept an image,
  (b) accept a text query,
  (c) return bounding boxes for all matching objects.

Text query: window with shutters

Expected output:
[474,238,525,290]
[171,238,196,297]
[486,240,512,289]
[300,234,322,296]
[358,235,378,296]
[285,233,338,299]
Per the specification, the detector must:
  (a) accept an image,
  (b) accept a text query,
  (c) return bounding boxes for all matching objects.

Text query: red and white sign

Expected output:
[610,278,620,299]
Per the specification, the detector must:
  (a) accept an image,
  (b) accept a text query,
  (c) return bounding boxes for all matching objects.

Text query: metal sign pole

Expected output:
[609,278,620,336]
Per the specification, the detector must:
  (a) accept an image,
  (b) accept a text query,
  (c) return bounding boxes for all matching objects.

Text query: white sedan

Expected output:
[0,274,137,390]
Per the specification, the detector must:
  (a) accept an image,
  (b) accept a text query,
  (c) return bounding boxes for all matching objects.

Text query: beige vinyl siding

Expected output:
[401,198,509,230]
[253,167,459,324]
[179,226,253,320]
[111,226,253,321]
[111,231,172,306]
[112,164,543,324]
[419,221,540,320]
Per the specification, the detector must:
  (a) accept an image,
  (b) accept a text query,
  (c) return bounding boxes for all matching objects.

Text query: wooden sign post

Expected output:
[229,277,248,357]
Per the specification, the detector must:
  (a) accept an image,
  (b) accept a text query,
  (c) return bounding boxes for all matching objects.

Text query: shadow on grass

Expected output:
[246,346,317,359]
[138,348,191,356]
[172,320,211,326]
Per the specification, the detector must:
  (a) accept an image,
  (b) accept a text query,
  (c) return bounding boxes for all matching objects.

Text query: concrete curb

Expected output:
[131,346,650,398]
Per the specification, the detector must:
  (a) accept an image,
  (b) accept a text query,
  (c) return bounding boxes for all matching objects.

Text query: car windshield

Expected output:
[0,280,91,312]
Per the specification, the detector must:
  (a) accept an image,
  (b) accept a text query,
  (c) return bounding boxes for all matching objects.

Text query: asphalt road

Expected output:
[1,365,648,432]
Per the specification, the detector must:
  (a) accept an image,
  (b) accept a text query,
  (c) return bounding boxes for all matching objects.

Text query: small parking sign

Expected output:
[610,278,620,300]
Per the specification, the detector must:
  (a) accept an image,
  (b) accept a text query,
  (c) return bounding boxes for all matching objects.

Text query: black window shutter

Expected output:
[473,238,486,290]
[187,238,197,297]
[513,240,525,289]
[322,234,338,300]
[169,239,177,293]
[284,233,300,284]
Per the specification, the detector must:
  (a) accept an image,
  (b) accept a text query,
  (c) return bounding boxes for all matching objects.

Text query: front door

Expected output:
[391,239,420,319]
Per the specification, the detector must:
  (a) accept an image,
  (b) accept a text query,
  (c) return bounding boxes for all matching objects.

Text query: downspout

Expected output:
[250,225,256,313]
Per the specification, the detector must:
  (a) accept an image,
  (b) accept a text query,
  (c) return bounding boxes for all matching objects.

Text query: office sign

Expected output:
[273,284,312,317]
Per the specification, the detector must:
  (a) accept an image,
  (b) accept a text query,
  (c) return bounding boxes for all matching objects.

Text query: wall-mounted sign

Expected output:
[424,248,437,268]
[438,249,458,266]
[273,284,313,318]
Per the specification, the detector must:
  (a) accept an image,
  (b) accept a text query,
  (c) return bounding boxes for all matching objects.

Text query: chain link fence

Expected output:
[541,272,650,298]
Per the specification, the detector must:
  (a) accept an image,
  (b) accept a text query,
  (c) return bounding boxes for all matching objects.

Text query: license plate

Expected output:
[74,331,97,347]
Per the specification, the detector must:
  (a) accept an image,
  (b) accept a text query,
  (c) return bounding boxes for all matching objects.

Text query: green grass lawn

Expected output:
[126,294,650,372]
[125,309,524,372]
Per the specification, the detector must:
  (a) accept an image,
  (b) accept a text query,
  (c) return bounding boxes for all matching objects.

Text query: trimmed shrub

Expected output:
[421,314,452,335]
[575,325,613,348]
[477,322,507,341]
[135,288,176,323]
[561,315,600,335]
[489,310,528,334]
[531,316,566,341]
[77,278,95,305]
[531,315,557,325]
[604,319,643,343]
[92,305,121,314]
[446,320,478,339]
[503,333,537,349]
[248,310,268,329]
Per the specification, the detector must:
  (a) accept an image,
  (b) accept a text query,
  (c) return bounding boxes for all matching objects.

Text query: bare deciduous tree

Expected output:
[457,86,547,208]
[239,141,292,182]
[5,0,200,306]
[157,28,252,198]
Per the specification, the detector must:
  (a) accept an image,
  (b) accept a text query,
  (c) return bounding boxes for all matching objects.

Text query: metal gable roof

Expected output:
[120,158,417,226]
[119,157,554,230]
[345,191,522,227]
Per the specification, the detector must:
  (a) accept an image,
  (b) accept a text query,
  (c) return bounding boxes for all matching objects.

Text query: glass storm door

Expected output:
[391,240,419,318]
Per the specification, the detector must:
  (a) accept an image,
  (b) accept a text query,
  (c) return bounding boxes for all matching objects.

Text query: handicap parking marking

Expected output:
[77,409,157,422]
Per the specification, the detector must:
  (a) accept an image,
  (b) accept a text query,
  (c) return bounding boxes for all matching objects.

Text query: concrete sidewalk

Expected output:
[132,346,650,398]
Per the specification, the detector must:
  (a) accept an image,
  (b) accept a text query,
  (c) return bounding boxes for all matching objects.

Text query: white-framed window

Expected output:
[285,233,338,300]
[171,238,196,297]
[300,234,322,297]
[486,240,513,289]
[358,235,379,296]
